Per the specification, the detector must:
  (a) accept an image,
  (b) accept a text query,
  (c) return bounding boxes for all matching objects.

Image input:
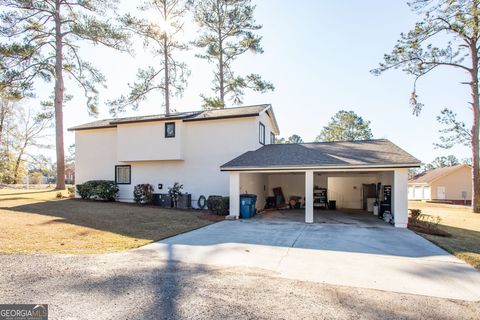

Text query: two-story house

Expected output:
[70,104,421,228]
[70,104,279,204]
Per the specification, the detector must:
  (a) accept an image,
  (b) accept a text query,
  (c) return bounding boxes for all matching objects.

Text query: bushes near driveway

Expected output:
[207,196,229,215]
[76,180,119,201]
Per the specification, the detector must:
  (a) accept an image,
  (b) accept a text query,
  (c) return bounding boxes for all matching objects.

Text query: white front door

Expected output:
[437,186,446,200]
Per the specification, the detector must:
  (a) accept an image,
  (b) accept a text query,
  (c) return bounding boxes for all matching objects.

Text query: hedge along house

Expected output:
[221,140,421,228]
[70,104,421,228]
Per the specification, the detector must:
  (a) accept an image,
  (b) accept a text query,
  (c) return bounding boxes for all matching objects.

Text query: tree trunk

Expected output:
[13,147,25,184]
[164,37,170,115]
[54,0,65,190]
[0,97,8,147]
[470,46,480,213]
[217,0,225,108]
[163,2,170,115]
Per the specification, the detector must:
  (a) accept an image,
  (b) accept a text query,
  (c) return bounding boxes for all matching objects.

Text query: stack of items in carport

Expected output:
[379,185,394,224]
[313,187,329,209]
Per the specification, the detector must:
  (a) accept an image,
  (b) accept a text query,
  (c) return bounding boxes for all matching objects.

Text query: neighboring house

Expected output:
[408,164,472,205]
[70,104,421,228]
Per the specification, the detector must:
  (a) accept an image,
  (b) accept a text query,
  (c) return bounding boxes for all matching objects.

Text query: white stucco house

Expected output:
[70,104,421,228]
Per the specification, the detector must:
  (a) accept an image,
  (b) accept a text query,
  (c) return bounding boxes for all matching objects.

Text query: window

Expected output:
[259,122,265,145]
[270,132,275,144]
[115,165,131,184]
[165,122,175,138]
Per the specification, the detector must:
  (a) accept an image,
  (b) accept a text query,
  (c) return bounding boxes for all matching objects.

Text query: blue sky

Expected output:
[38,0,473,164]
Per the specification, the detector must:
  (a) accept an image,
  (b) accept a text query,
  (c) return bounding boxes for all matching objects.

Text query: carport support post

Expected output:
[305,170,314,223]
[229,172,240,219]
[393,168,408,228]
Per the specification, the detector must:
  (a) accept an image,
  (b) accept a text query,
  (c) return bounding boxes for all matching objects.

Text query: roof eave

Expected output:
[67,125,117,131]
[220,163,422,172]
[183,113,260,122]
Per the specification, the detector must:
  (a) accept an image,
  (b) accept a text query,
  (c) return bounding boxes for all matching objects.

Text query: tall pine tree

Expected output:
[193,0,273,109]
[0,0,129,189]
[372,0,480,213]
[109,0,190,115]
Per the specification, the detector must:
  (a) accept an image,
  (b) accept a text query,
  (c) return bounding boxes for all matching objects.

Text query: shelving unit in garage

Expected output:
[313,187,328,209]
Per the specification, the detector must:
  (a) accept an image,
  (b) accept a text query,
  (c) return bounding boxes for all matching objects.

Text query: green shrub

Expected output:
[207,195,230,215]
[133,184,154,204]
[76,180,119,201]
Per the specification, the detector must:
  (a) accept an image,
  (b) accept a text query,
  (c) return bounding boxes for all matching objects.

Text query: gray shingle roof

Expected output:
[68,104,272,131]
[409,164,470,184]
[221,139,421,170]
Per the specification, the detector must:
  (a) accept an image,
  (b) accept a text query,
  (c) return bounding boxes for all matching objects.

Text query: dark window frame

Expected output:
[165,122,176,138]
[270,132,275,144]
[115,165,131,185]
[259,122,265,145]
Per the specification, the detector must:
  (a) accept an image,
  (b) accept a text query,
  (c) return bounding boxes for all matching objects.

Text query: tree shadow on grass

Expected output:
[1,198,213,243]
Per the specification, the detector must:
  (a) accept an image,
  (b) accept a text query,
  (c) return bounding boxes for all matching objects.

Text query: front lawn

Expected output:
[0,188,219,254]
[408,201,480,269]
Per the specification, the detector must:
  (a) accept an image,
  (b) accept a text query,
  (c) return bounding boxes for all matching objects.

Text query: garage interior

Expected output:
[238,170,396,225]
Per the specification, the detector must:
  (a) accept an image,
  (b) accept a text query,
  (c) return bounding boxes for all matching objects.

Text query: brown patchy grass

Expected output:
[0,188,219,254]
[408,201,480,269]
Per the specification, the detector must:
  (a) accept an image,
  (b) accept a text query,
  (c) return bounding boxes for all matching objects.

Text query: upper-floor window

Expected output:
[270,132,275,144]
[165,122,175,138]
[259,122,265,145]
[115,165,131,184]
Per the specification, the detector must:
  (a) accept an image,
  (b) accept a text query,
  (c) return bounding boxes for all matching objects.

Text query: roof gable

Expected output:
[409,164,471,184]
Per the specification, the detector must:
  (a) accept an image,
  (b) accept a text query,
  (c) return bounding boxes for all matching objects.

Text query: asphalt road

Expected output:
[1,250,479,320]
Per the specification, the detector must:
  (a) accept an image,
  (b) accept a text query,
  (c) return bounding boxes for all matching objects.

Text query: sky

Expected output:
[32,0,473,164]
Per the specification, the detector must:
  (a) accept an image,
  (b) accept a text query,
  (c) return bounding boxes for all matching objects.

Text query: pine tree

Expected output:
[193,0,274,109]
[0,0,129,189]
[109,0,190,115]
[372,0,480,212]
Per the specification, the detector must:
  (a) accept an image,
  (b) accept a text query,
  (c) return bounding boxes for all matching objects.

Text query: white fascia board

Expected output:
[221,163,421,173]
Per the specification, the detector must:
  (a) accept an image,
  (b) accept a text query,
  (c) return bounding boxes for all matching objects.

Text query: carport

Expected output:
[221,140,421,228]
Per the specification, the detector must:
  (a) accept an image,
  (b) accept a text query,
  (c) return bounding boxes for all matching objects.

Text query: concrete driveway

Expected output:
[142,213,480,301]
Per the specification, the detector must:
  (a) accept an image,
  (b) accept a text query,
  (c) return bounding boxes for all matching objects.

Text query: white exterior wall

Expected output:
[239,173,267,210]
[393,168,409,228]
[117,120,183,161]
[75,128,117,183]
[327,176,378,209]
[75,113,278,205]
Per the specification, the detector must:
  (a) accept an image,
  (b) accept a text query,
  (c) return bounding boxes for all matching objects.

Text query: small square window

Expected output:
[165,122,175,138]
[259,122,265,145]
[270,132,275,144]
[115,165,131,184]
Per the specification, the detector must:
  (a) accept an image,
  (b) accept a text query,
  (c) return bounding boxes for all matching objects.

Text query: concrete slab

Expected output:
[141,216,480,301]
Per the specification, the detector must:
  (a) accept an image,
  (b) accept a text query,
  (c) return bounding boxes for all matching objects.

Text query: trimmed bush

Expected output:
[133,184,154,204]
[207,195,230,215]
[76,180,119,201]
